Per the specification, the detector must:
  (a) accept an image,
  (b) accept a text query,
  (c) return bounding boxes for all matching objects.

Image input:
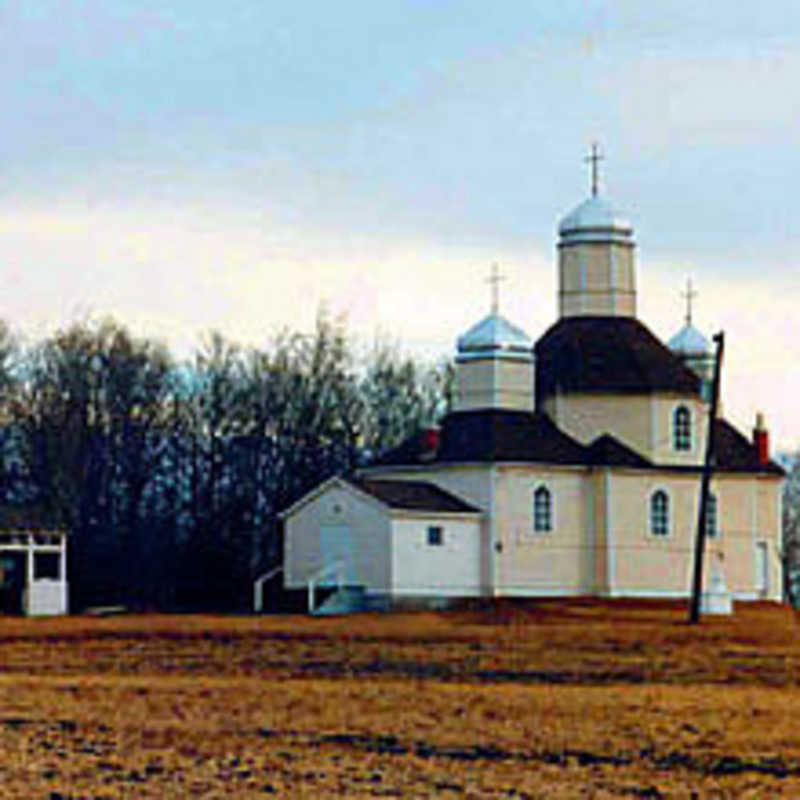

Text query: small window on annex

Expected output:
[427,526,444,546]
[650,490,669,536]
[673,405,692,451]
[706,493,718,538]
[533,486,552,533]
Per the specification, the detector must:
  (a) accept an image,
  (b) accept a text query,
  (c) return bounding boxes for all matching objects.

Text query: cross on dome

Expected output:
[682,278,698,325]
[486,262,506,314]
[584,142,604,197]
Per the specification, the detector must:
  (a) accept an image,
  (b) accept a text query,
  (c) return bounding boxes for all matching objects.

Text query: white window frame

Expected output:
[533,484,553,534]
[649,489,670,537]
[673,404,692,452]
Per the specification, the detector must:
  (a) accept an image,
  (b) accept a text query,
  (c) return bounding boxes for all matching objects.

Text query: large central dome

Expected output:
[557,188,637,318]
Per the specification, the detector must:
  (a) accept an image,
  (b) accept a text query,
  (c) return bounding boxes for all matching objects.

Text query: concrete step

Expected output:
[312,586,367,616]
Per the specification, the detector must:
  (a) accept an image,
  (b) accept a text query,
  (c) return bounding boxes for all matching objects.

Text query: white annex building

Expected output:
[282,164,784,613]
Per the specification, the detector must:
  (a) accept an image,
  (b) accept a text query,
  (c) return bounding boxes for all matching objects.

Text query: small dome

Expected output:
[668,323,711,356]
[456,312,532,362]
[558,195,633,245]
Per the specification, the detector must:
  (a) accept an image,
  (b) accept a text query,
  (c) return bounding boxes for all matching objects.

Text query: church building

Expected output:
[281,162,784,613]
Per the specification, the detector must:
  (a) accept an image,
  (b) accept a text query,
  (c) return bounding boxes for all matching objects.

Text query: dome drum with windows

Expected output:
[557,146,637,318]
[454,264,535,414]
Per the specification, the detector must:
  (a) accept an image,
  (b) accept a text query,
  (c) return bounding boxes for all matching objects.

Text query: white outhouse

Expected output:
[0,506,68,616]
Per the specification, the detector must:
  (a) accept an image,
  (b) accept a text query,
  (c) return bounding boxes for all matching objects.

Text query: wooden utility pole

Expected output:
[689,331,725,624]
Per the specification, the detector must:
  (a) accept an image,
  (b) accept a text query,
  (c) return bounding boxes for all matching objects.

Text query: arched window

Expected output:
[533,486,552,533]
[650,490,669,536]
[706,493,718,538]
[673,405,692,451]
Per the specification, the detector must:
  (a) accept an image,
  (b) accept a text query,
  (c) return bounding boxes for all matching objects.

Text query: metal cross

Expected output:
[584,142,604,197]
[486,262,506,314]
[682,278,698,325]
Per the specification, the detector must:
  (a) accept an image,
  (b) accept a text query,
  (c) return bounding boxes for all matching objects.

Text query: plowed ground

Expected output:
[0,600,799,798]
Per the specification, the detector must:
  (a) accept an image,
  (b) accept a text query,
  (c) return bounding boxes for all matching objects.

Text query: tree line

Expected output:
[4,309,799,610]
[0,313,450,611]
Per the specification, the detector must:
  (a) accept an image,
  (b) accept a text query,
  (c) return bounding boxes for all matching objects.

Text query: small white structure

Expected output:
[0,510,68,616]
[700,554,733,615]
[282,476,484,611]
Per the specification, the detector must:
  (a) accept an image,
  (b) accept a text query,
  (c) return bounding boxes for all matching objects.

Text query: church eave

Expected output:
[558,230,635,246]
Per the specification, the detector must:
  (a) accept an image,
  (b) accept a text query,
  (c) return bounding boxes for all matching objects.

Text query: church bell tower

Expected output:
[557,144,637,318]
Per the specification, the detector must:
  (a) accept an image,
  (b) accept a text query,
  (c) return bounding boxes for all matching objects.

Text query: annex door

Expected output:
[319,525,356,586]
[754,541,769,598]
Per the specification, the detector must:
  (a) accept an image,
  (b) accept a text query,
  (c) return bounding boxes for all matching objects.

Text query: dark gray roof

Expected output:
[375,410,588,467]
[712,419,784,475]
[586,434,653,468]
[349,478,482,514]
[535,316,701,400]
[370,409,782,477]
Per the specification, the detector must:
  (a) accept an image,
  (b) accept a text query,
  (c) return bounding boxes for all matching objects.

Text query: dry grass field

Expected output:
[0,601,799,798]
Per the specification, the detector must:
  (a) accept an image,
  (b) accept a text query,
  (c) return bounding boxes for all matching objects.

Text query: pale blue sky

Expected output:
[1,1,799,445]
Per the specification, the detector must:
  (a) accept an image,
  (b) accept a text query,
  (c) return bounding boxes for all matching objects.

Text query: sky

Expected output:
[1,1,800,449]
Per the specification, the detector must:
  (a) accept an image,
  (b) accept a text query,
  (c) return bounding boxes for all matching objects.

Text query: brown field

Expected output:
[1,601,800,798]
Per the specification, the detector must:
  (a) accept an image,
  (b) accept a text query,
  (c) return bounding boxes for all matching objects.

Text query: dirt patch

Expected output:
[0,601,799,796]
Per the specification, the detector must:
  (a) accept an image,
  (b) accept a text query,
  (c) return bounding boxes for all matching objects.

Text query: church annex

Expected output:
[282,164,784,611]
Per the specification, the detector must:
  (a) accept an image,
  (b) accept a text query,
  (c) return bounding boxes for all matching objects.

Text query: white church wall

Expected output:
[592,469,611,595]
[542,392,707,467]
[284,482,391,593]
[390,515,482,596]
[716,474,783,601]
[492,465,592,595]
[606,471,698,597]
[604,470,783,600]
[545,392,652,455]
[356,463,782,602]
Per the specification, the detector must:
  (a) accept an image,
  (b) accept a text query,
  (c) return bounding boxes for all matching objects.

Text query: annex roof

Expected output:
[535,316,701,400]
[280,474,483,519]
[349,478,482,514]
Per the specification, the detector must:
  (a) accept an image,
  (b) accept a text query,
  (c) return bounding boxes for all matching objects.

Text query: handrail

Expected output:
[307,560,345,614]
[253,565,284,613]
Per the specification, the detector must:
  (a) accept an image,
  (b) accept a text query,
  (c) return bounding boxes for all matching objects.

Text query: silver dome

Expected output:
[456,312,533,362]
[668,323,711,355]
[558,195,633,245]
